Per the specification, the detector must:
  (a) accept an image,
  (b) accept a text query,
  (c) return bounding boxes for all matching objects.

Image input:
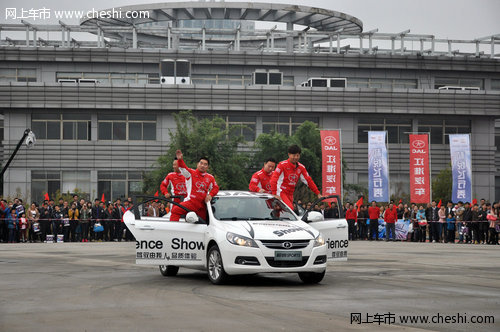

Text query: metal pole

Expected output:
[202,27,205,50]
[167,26,171,49]
[132,26,137,48]
[491,37,495,59]
[0,129,30,179]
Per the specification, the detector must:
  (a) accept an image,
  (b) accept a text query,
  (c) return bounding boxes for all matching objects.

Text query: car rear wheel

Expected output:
[207,245,228,285]
[298,270,325,284]
[159,265,179,277]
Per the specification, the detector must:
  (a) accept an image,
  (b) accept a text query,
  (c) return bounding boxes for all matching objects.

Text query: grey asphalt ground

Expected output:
[0,241,498,332]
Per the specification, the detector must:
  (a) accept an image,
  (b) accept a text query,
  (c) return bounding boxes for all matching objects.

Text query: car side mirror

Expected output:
[307,211,324,223]
[185,212,199,223]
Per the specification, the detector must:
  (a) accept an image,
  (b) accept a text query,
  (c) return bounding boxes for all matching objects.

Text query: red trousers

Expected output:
[170,200,207,222]
[280,192,294,210]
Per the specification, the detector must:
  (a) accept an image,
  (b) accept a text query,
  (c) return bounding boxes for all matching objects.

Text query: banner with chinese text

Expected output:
[320,130,342,200]
[368,131,389,202]
[449,134,472,203]
[409,134,431,203]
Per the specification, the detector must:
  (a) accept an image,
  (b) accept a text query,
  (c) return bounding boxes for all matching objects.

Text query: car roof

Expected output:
[215,191,273,198]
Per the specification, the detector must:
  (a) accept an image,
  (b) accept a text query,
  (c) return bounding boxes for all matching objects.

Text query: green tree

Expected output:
[252,121,323,203]
[143,111,250,193]
[432,167,452,203]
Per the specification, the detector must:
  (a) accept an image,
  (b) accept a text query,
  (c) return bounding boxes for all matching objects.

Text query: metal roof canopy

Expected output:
[79,1,363,33]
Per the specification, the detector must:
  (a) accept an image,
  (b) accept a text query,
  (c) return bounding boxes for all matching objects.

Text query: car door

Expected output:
[308,218,348,261]
[126,213,208,268]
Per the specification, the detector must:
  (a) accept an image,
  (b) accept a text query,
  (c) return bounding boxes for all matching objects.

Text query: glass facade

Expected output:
[97,171,143,201]
[98,114,156,141]
[0,68,36,82]
[32,114,91,141]
[31,170,90,202]
[358,118,411,144]
[56,72,158,84]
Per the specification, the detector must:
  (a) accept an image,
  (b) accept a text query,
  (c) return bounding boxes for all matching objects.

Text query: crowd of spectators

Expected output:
[0,195,147,243]
[295,198,500,245]
[2,194,498,245]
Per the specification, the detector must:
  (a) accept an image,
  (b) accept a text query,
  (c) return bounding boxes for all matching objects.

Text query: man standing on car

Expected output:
[249,158,276,194]
[169,150,219,222]
[160,158,187,203]
[270,145,322,210]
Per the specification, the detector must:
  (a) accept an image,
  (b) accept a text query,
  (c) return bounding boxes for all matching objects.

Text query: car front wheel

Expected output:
[207,245,228,285]
[159,265,179,277]
[298,271,325,284]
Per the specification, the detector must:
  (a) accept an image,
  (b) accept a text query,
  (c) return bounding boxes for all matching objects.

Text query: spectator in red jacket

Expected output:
[345,203,358,240]
[384,203,398,241]
[368,201,381,241]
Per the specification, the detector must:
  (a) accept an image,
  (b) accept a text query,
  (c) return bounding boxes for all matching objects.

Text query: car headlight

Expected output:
[226,232,258,248]
[314,234,325,247]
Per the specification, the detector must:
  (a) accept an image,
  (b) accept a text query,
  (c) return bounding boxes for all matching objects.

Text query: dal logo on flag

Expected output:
[320,130,342,201]
[409,134,431,203]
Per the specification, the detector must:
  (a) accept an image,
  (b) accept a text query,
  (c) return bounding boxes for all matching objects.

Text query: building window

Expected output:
[31,170,91,202]
[253,70,283,86]
[98,114,156,141]
[348,78,417,89]
[357,118,411,144]
[444,119,471,144]
[191,74,294,86]
[0,68,36,82]
[56,72,158,84]
[417,119,444,145]
[418,119,470,145]
[263,116,319,136]
[32,171,61,203]
[98,171,143,201]
[434,78,483,89]
[491,79,500,91]
[32,114,91,140]
[198,114,257,141]
[61,171,91,196]
[228,116,256,141]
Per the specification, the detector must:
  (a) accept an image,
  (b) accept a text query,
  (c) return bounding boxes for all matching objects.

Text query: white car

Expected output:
[124,191,348,284]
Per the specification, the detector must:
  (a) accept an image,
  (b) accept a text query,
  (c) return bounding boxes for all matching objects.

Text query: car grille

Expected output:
[265,257,309,268]
[259,239,311,250]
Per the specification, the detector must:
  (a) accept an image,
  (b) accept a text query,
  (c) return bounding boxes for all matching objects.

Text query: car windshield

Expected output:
[211,196,298,221]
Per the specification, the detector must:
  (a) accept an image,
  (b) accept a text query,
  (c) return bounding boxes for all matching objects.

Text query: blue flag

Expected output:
[449,134,472,203]
[368,131,389,202]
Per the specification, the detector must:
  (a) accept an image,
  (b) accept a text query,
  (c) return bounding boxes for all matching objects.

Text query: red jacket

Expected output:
[160,172,187,198]
[384,206,398,224]
[178,159,219,203]
[249,169,274,194]
[270,160,319,196]
[368,206,380,220]
[345,208,357,221]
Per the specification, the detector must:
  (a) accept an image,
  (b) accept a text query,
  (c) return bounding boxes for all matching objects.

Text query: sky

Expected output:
[1,0,499,40]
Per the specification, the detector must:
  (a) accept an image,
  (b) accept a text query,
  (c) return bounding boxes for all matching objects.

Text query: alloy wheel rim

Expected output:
[208,250,221,280]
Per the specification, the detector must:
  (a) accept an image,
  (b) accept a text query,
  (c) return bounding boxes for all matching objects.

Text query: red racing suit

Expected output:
[160,171,187,203]
[249,168,274,194]
[270,159,320,209]
[170,159,219,222]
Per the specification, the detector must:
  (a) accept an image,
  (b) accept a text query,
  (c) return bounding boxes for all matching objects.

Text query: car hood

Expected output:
[223,219,318,240]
